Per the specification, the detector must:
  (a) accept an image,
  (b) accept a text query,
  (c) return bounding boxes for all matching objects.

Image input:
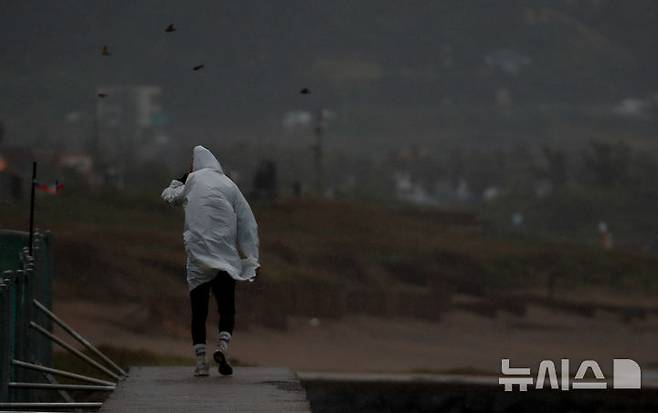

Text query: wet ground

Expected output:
[303,379,658,413]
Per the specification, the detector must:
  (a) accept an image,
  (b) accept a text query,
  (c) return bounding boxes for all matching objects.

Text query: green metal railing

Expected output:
[0,230,53,402]
[0,229,126,411]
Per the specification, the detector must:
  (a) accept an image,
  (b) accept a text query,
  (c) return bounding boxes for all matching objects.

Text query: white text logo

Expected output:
[499,359,641,391]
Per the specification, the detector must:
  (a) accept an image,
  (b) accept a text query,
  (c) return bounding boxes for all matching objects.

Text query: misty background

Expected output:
[3,1,658,253]
[2,2,658,406]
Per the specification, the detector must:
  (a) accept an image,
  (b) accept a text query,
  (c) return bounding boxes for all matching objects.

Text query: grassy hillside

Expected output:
[1,192,657,331]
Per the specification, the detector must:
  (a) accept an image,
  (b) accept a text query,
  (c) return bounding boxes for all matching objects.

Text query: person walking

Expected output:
[161,145,260,376]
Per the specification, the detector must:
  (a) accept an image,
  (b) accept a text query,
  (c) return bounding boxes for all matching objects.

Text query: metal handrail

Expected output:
[29,321,121,381]
[0,401,103,409]
[11,360,115,387]
[1,230,125,407]
[33,300,128,378]
[9,382,115,391]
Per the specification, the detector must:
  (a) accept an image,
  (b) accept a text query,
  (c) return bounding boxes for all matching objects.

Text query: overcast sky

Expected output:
[2,1,657,147]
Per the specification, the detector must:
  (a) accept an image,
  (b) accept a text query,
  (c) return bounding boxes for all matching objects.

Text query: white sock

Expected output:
[217,331,231,353]
[194,344,207,365]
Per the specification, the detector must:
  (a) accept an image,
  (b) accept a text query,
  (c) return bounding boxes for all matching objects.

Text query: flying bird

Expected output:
[165,24,176,33]
[193,64,205,71]
[300,88,310,95]
[97,93,108,98]
[101,45,111,56]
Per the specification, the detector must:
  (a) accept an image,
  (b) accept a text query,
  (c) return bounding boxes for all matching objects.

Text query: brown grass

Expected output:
[2,192,658,333]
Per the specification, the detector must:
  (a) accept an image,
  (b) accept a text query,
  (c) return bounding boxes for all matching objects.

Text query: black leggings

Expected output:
[190,271,236,345]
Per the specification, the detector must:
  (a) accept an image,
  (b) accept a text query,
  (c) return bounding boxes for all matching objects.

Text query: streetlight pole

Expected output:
[313,109,326,196]
[28,161,37,255]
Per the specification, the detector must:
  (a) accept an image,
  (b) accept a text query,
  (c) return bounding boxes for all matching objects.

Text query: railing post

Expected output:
[36,232,53,369]
[2,270,16,403]
[14,269,27,388]
[4,271,17,397]
[20,249,38,401]
[0,277,10,402]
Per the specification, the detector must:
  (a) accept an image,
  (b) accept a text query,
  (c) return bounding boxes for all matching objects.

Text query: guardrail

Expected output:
[0,230,126,411]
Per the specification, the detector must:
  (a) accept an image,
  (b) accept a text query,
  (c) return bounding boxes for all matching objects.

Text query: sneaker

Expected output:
[194,361,209,377]
[193,343,209,377]
[213,348,233,376]
[214,331,233,376]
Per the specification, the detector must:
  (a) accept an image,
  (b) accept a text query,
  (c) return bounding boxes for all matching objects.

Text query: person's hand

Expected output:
[247,267,260,283]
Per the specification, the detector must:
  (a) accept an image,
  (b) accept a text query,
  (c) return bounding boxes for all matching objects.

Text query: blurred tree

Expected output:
[542,146,568,188]
[582,141,631,187]
[448,147,464,189]
[252,160,278,201]
[463,150,505,195]
[133,160,172,191]
[631,152,658,192]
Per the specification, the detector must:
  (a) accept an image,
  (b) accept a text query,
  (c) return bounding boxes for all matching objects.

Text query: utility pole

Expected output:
[89,97,102,186]
[28,161,37,255]
[312,109,327,196]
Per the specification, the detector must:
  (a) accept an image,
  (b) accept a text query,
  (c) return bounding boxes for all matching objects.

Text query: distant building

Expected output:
[484,49,531,76]
[56,153,93,175]
[393,171,437,206]
[433,178,454,204]
[456,179,472,202]
[0,146,33,200]
[534,179,553,198]
[94,85,169,187]
[0,170,21,200]
[495,88,513,109]
[53,153,96,188]
[482,186,501,203]
[512,212,524,228]
[613,95,658,119]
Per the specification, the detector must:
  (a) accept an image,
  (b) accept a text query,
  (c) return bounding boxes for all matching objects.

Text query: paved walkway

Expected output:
[100,367,311,412]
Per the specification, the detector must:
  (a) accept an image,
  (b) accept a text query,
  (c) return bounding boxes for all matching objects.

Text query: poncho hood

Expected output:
[192,145,224,173]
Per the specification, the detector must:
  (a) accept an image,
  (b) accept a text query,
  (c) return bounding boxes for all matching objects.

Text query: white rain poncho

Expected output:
[161,146,260,290]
